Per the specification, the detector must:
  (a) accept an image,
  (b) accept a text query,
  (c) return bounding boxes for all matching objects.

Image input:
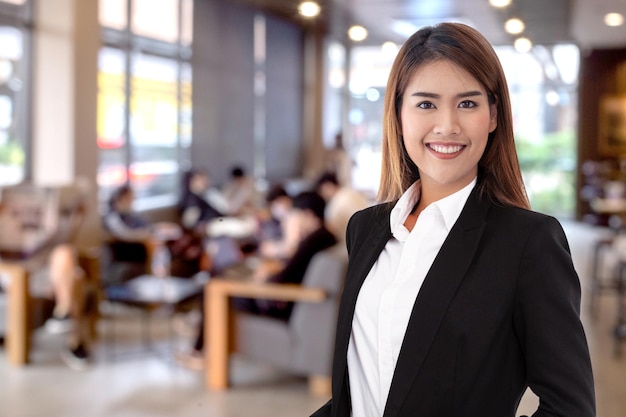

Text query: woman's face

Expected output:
[400,59,497,196]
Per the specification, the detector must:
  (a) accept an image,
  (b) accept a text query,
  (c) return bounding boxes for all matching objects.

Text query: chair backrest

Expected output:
[288,244,348,376]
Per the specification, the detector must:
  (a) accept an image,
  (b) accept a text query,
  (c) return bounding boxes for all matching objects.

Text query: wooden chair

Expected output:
[204,245,348,396]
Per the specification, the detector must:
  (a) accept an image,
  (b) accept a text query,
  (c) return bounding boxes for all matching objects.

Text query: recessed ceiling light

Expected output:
[604,12,624,27]
[298,1,321,18]
[381,41,398,56]
[505,18,525,35]
[489,0,512,8]
[348,25,368,42]
[514,37,532,53]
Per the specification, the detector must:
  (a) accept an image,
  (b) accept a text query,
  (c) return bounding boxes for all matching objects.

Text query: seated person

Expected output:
[235,191,338,320]
[257,184,302,260]
[103,185,187,281]
[1,180,94,369]
[178,168,258,243]
[176,191,336,370]
[221,165,261,217]
[177,169,224,233]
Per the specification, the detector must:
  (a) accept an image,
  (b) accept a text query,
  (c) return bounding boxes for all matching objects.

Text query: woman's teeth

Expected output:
[428,144,464,154]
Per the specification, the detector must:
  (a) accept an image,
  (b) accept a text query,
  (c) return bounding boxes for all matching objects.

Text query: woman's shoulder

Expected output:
[350,201,395,224]
[488,204,566,237]
[346,201,394,240]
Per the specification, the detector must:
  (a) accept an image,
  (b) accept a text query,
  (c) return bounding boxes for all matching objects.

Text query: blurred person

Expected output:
[325,132,353,187]
[177,168,257,241]
[177,191,337,371]
[103,185,198,280]
[257,183,302,260]
[102,185,153,284]
[315,171,370,243]
[177,169,225,233]
[221,165,260,217]
[236,191,337,320]
[5,180,96,370]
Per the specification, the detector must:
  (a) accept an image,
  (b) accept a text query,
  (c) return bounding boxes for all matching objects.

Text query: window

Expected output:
[0,0,32,186]
[98,0,193,209]
[495,44,579,218]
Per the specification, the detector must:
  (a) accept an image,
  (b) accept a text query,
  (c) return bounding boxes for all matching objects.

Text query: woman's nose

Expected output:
[433,108,461,136]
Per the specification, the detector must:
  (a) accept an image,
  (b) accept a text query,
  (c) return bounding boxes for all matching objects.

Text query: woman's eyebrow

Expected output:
[409,90,484,99]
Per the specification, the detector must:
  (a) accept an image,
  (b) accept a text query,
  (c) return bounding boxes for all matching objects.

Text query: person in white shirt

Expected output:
[221,165,260,217]
[311,22,594,417]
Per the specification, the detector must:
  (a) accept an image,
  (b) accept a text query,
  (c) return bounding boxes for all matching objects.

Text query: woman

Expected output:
[312,23,595,417]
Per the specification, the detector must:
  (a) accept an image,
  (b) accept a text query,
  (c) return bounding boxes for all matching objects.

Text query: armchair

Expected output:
[205,244,348,396]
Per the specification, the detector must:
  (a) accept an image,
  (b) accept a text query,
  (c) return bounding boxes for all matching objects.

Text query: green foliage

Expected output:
[516,130,576,218]
[0,140,25,165]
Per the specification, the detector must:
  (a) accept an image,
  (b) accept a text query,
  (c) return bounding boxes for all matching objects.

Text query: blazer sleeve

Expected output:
[513,216,596,417]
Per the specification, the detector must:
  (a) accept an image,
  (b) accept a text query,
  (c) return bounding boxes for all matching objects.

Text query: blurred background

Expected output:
[0,0,625,416]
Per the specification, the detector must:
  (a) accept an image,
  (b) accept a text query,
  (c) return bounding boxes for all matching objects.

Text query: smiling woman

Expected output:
[311,22,595,417]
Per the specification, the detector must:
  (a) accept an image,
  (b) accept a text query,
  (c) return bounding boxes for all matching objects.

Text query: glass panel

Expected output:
[496,45,579,218]
[181,0,193,46]
[129,53,179,200]
[99,0,128,31]
[348,45,393,194]
[97,47,128,203]
[179,62,192,168]
[0,25,25,186]
[132,0,179,43]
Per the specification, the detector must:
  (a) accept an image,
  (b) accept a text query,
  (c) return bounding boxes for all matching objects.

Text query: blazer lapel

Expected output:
[382,189,490,417]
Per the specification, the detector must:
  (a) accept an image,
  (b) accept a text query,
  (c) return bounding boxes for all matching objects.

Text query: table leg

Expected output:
[206,283,230,390]
[2,263,30,365]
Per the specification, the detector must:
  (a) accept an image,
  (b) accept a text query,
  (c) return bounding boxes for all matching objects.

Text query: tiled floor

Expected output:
[1,220,625,417]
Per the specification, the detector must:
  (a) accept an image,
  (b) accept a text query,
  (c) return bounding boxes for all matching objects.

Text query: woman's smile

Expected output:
[425,142,466,157]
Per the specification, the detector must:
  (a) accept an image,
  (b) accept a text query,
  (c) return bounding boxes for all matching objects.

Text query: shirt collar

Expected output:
[390,178,477,236]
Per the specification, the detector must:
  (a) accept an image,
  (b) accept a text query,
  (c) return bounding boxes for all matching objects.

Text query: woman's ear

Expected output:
[488,104,497,133]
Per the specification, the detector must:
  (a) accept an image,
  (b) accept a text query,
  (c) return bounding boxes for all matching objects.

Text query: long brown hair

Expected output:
[378,22,530,210]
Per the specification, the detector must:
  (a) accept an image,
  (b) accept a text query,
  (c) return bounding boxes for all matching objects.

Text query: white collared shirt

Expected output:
[347,179,476,417]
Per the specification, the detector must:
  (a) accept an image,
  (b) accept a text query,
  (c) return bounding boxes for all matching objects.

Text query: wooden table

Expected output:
[204,278,327,390]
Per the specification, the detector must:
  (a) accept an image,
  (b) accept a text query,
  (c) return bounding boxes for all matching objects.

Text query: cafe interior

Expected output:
[1,0,626,416]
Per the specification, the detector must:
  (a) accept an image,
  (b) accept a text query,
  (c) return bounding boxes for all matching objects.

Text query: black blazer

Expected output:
[312,187,595,417]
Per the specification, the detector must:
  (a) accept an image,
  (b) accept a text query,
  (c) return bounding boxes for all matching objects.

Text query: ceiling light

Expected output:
[505,18,525,35]
[298,1,321,18]
[489,0,511,7]
[348,25,368,42]
[604,12,624,27]
[514,37,532,53]
[381,41,399,57]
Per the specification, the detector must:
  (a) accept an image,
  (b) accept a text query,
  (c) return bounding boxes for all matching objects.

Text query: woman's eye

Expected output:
[417,101,435,109]
[459,100,477,108]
